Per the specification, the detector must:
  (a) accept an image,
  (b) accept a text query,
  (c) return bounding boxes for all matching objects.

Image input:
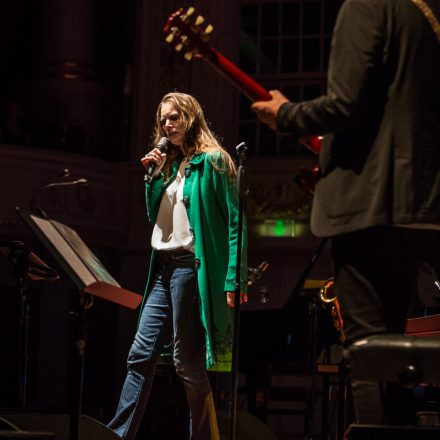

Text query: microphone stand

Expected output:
[229,141,247,440]
[288,237,328,440]
[11,242,31,410]
[30,168,89,217]
[69,292,93,440]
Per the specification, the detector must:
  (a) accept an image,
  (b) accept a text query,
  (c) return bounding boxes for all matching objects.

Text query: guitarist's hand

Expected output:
[251,90,289,130]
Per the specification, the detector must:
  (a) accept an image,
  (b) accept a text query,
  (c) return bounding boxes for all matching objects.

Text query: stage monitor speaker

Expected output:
[0,409,278,440]
[0,418,19,431]
[346,424,440,440]
[218,410,278,440]
[0,416,55,439]
[0,433,55,439]
[0,413,118,440]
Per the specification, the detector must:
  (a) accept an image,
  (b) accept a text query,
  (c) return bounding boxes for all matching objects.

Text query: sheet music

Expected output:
[31,215,96,287]
[18,210,141,308]
[50,220,120,287]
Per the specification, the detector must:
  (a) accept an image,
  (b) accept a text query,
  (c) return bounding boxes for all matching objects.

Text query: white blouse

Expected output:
[151,158,194,252]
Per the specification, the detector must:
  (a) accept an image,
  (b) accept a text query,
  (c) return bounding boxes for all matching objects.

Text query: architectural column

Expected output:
[38,0,96,79]
[25,0,108,158]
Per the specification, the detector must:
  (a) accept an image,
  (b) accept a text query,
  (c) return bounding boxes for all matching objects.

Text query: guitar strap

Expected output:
[410,0,440,43]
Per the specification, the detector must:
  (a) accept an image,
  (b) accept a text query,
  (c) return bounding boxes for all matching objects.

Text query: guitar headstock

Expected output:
[163,7,214,61]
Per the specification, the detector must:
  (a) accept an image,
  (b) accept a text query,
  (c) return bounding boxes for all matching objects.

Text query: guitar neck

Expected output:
[207,48,271,101]
[163,7,321,154]
[204,48,321,154]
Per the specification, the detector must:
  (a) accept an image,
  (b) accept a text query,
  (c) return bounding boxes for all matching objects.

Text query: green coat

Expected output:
[143,151,247,372]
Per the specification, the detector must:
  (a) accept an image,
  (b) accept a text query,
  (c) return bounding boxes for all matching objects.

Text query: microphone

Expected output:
[44,178,89,189]
[247,261,269,286]
[30,173,90,217]
[145,137,170,183]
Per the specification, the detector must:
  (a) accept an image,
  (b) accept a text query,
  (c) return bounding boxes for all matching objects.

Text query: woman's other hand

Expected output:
[226,291,248,308]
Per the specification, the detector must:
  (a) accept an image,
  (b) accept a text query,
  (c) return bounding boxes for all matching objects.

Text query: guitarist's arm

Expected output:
[163,7,322,154]
[253,0,385,137]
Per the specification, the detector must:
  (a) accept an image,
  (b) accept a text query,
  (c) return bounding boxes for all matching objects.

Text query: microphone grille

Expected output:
[157,137,170,152]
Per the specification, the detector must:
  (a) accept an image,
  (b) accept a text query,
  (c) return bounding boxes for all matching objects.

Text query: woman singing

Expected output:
[107,92,248,439]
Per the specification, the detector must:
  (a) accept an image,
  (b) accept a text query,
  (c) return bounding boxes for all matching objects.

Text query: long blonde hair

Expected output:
[151,92,236,178]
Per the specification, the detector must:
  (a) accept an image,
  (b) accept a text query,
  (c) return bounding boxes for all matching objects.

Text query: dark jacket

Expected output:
[277,0,440,237]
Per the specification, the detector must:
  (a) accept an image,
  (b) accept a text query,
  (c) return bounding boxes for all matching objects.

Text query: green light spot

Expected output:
[274,220,286,237]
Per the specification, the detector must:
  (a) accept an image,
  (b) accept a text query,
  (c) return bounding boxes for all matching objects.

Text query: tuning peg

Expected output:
[183,7,195,24]
[190,15,205,34]
[181,35,189,45]
[184,51,193,61]
[195,15,205,26]
[200,24,213,42]
[165,33,174,43]
[170,26,181,37]
[175,43,183,52]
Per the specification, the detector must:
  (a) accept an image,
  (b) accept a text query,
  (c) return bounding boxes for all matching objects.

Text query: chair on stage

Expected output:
[345,318,440,440]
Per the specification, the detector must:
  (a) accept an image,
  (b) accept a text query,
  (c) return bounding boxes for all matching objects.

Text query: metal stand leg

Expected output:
[229,142,248,440]
[305,297,319,440]
[69,293,92,440]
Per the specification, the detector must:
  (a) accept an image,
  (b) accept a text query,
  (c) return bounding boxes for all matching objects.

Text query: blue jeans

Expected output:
[107,256,219,439]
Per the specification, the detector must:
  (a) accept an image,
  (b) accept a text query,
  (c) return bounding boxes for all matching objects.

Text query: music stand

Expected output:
[16,207,143,440]
[0,241,59,410]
